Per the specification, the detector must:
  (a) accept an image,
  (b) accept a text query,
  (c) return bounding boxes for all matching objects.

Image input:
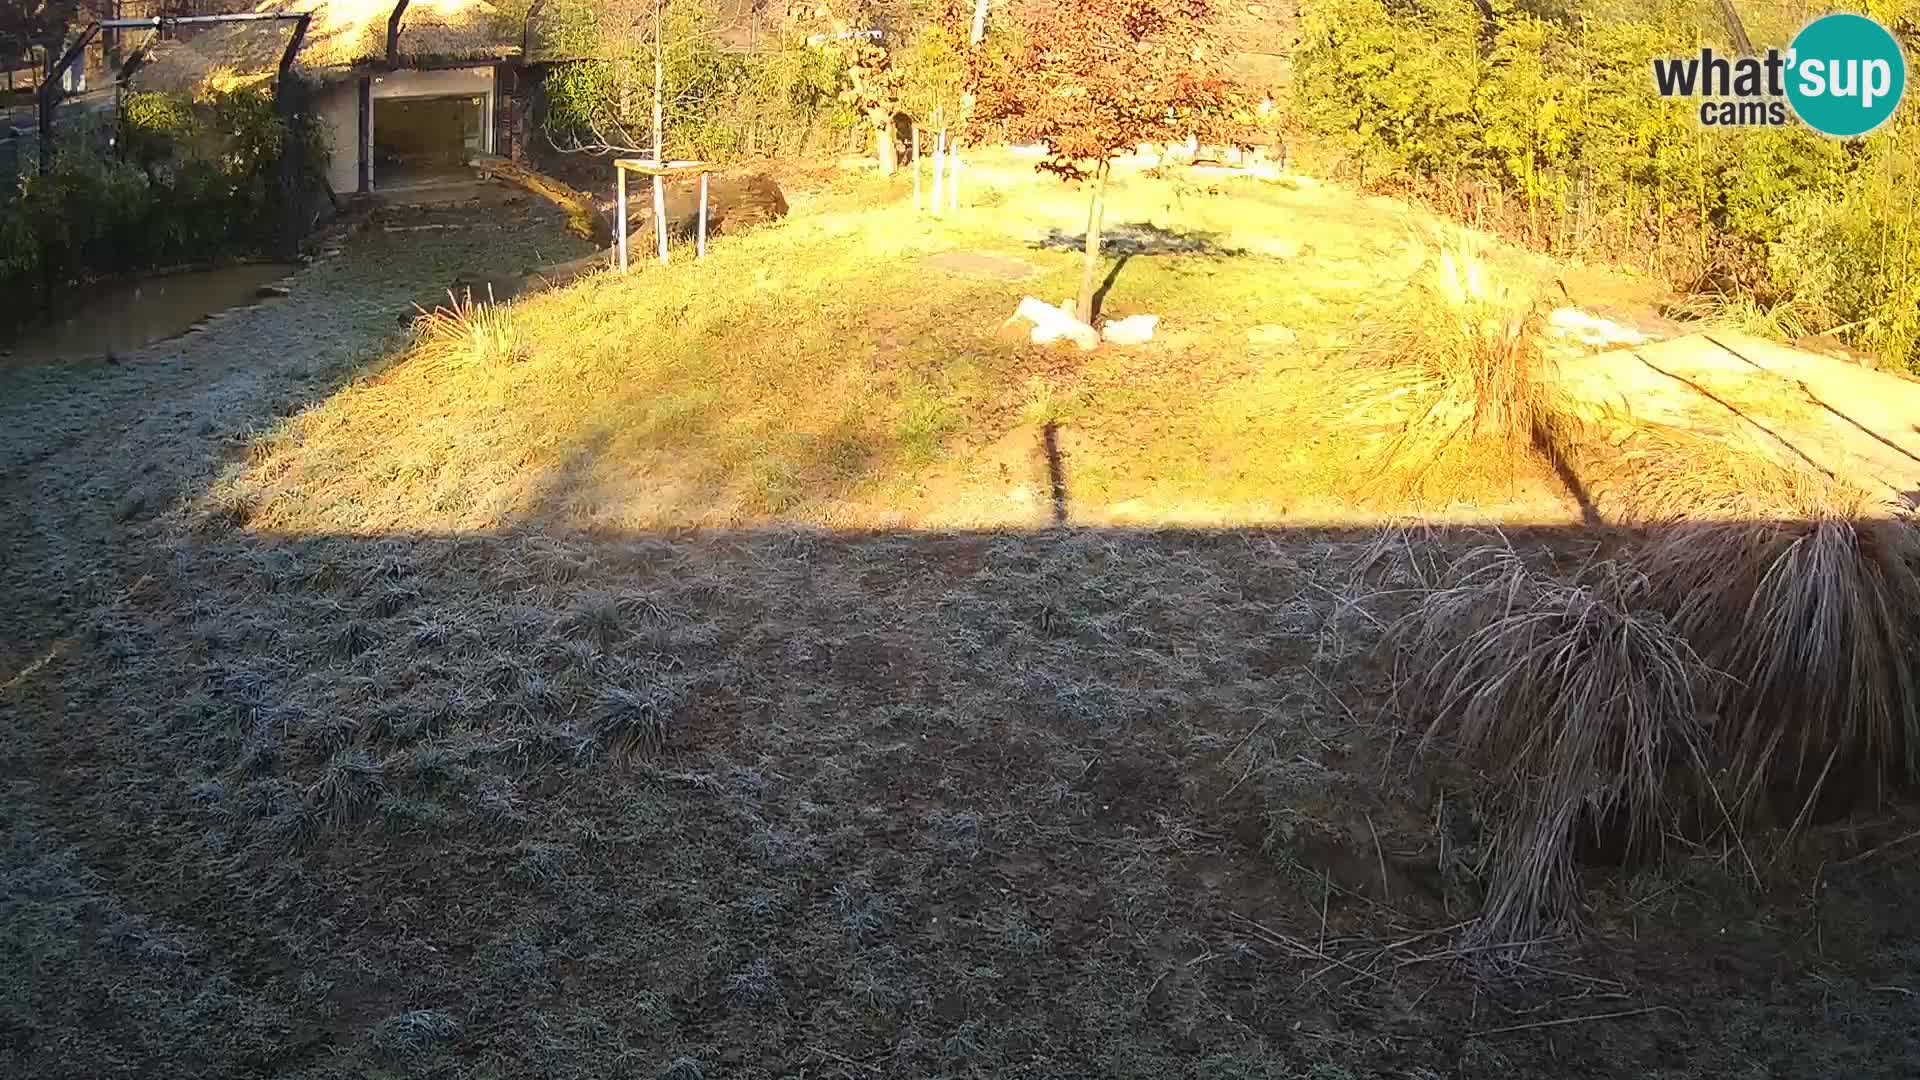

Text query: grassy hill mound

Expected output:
[222,156,1649,536]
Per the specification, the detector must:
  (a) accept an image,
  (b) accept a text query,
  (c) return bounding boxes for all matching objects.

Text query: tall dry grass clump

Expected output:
[1592,427,1920,823]
[410,289,529,372]
[1395,440,1920,941]
[1392,545,1721,942]
[1357,247,1560,498]
[1633,478,1920,828]
[1573,422,1855,524]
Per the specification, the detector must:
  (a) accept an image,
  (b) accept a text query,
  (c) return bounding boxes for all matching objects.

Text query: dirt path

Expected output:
[0,198,593,665]
[1557,331,1920,510]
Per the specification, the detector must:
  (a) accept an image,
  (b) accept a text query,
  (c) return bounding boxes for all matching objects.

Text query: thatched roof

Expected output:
[125,0,1296,95]
[129,0,521,93]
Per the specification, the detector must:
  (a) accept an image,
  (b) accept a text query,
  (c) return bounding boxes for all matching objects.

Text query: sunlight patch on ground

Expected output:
[216,154,1653,537]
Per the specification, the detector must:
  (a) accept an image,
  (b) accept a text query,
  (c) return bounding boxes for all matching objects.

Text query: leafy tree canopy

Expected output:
[971,0,1232,180]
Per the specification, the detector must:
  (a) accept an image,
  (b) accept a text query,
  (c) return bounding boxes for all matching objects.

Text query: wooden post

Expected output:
[358,76,372,192]
[912,125,921,212]
[653,170,668,264]
[932,128,945,217]
[697,171,709,258]
[616,165,629,271]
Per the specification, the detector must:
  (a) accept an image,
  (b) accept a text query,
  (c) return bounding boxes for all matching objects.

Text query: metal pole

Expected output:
[617,165,628,271]
[949,138,960,213]
[932,127,945,217]
[696,171,708,258]
[653,171,667,264]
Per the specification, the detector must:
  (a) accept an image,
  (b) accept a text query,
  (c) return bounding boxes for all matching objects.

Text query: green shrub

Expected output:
[895,21,966,127]
[1292,0,1920,370]
[122,91,202,171]
[537,2,854,161]
[1,86,319,333]
[1770,133,1920,370]
[1292,0,1483,183]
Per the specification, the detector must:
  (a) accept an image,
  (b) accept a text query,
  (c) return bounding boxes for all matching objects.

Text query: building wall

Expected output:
[313,67,498,195]
[316,79,360,196]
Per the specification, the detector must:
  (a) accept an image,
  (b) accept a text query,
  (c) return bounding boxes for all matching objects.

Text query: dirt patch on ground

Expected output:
[928,250,1041,280]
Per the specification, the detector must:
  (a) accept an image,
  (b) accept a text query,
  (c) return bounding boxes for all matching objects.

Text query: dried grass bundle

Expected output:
[1393,545,1720,942]
[1642,511,1920,827]
[411,289,528,371]
[1356,248,1560,499]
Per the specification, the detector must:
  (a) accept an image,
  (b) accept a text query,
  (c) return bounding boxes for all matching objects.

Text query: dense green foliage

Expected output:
[535,2,858,160]
[0,87,321,332]
[545,42,857,159]
[1293,0,1920,369]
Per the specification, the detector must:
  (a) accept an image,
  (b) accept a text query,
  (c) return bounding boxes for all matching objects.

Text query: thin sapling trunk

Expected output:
[1076,160,1110,324]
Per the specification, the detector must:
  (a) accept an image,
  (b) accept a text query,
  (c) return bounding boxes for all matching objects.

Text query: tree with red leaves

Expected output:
[973,0,1229,323]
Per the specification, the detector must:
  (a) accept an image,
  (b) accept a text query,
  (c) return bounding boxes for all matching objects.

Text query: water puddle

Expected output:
[3,262,299,367]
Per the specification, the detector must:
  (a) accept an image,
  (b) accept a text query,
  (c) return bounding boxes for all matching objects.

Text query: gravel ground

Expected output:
[0,197,594,655]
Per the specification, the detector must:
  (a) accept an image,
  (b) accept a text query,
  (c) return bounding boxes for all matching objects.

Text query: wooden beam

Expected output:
[356,75,371,192]
[386,0,411,66]
[38,24,101,175]
[1715,0,1754,54]
[473,154,610,244]
[278,13,311,77]
[612,158,716,176]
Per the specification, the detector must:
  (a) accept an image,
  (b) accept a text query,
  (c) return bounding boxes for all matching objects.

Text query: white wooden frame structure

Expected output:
[614,159,715,271]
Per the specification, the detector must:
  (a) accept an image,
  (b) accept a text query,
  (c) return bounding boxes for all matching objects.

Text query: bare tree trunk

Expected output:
[971,0,989,44]
[1076,160,1110,324]
[1715,0,1754,54]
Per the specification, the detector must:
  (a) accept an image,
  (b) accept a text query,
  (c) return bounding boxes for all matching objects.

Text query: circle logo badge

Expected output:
[1786,13,1907,138]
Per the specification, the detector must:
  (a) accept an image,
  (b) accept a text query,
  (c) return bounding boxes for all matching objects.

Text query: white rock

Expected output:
[1006,297,1099,351]
[1548,306,1649,347]
[1102,314,1160,346]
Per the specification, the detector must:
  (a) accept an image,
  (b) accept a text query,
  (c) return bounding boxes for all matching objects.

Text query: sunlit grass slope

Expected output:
[226,157,1660,533]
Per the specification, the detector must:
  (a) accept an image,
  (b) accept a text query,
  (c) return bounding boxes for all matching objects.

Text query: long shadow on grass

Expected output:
[7,518,1918,1080]
[1042,421,1069,523]
[1033,221,1248,259]
[1032,222,1248,321]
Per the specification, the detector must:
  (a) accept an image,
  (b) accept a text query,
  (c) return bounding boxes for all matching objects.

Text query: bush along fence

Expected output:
[1291,0,1920,372]
[0,83,328,337]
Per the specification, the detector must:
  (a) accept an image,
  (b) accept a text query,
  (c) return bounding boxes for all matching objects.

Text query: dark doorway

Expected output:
[372,94,486,188]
